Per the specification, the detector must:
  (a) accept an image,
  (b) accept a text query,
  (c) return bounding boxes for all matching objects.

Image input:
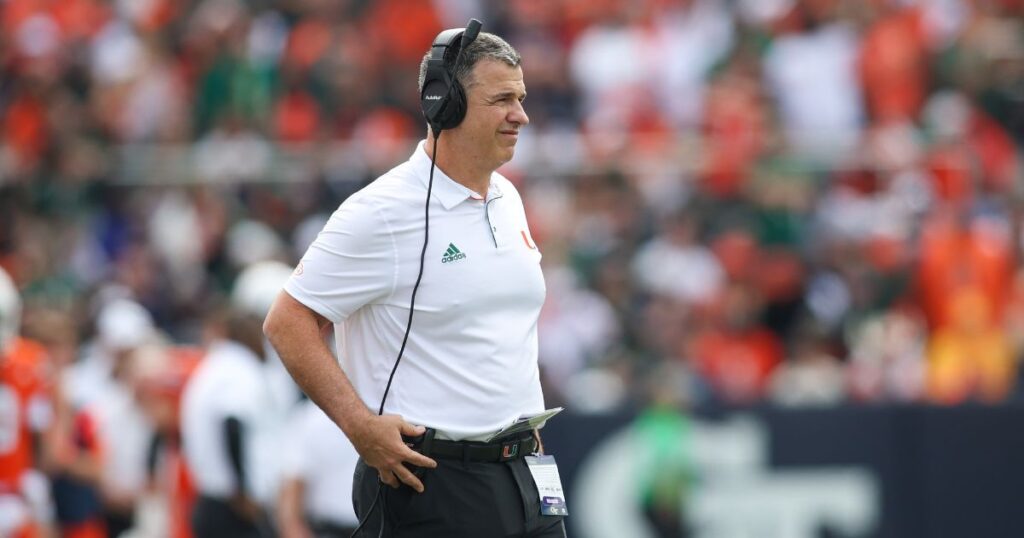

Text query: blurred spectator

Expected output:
[64,298,156,410]
[229,260,302,408]
[276,400,360,538]
[649,0,736,130]
[926,287,1015,404]
[538,264,621,405]
[24,307,108,538]
[846,308,927,402]
[690,283,784,405]
[858,0,930,122]
[129,344,203,538]
[768,322,846,406]
[181,261,291,538]
[632,211,724,307]
[762,0,864,163]
[0,266,57,538]
[633,362,697,537]
[917,209,1013,333]
[71,299,161,536]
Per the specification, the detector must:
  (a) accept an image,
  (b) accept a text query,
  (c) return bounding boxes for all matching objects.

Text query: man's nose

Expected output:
[509,100,529,126]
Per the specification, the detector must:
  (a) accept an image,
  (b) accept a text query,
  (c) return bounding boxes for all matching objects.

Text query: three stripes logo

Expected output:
[441,243,467,264]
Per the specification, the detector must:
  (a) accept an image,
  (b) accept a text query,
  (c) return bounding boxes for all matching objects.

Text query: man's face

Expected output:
[454,59,529,170]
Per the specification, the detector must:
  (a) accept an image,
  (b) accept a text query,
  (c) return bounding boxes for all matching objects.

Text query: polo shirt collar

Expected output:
[409,140,502,210]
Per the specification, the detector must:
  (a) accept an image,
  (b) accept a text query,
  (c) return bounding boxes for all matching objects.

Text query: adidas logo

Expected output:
[441,243,467,263]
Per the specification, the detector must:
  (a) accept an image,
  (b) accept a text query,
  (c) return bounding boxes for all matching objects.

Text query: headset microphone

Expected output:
[460,19,481,54]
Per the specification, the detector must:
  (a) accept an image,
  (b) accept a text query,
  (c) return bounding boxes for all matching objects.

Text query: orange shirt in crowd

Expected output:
[859,5,928,121]
[692,327,783,404]
[917,213,1013,330]
[364,0,442,66]
[926,111,1019,206]
[701,73,766,198]
[927,288,1015,404]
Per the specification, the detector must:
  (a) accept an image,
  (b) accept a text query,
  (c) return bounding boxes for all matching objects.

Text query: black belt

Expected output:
[410,431,537,463]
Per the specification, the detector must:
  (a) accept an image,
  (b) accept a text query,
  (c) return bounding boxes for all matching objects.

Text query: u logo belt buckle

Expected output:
[500,440,521,461]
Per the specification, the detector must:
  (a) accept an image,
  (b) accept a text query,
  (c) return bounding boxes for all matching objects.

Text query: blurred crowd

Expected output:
[1,0,1023,534]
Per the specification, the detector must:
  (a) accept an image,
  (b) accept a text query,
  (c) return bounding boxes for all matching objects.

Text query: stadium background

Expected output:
[1,0,1023,536]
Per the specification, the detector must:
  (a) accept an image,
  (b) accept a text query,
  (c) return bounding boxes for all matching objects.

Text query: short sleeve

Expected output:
[285,193,396,323]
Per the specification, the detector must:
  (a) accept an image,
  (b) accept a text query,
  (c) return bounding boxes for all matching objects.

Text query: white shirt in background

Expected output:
[281,400,359,527]
[181,340,284,505]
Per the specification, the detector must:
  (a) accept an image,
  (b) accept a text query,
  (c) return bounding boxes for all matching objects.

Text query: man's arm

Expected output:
[224,417,261,521]
[277,477,313,538]
[263,290,436,491]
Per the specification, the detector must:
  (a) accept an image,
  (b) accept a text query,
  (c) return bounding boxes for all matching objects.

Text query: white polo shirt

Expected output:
[281,400,359,526]
[181,340,284,504]
[285,141,546,440]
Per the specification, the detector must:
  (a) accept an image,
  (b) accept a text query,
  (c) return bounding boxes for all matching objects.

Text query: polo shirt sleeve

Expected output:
[285,193,396,323]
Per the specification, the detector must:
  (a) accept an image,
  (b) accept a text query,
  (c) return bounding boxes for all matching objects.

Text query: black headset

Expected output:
[420,19,482,133]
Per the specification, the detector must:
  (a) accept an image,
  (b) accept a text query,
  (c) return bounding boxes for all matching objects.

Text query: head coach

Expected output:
[263,19,566,537]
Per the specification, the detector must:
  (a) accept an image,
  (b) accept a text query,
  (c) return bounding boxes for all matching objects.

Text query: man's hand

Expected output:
[347,414,437,492]
[229,493,262,523]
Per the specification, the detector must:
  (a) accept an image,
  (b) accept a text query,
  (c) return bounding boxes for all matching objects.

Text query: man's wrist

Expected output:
[337,402,374,439]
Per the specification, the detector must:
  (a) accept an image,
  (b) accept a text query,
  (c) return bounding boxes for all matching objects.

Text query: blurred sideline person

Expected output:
[264,25,566,537]
[0,267,57,538]
[277,399,360,538]
[181,261,293,537]
[106,343,203,538]
[81,300,161,537]
[28,310,107,538]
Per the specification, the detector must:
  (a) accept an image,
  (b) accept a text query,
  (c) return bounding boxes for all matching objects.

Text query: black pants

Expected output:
[104,510,134,538]
[190,495,261,538]
[353,457,567,537]
[310,519,359,538]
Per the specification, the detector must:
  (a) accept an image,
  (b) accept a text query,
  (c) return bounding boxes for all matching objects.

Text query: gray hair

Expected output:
[418,32,521,92]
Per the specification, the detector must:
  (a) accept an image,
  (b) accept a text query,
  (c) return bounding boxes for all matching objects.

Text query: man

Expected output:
[79,299,160,537]
[276,399,360,538]
[0,267,56,538]
[182,261,291,537]
[264,26,566,537]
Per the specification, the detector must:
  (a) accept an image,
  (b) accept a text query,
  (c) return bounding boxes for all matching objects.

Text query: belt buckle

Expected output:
[499,438,522,461]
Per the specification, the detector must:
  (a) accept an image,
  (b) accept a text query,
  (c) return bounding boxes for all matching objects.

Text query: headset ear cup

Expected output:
[421,60,449,129]
[442,78,467,130]
[421,25,474,132]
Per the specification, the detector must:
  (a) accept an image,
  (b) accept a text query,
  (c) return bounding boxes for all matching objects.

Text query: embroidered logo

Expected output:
[441,243,467,263]
[502,443,519,459]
